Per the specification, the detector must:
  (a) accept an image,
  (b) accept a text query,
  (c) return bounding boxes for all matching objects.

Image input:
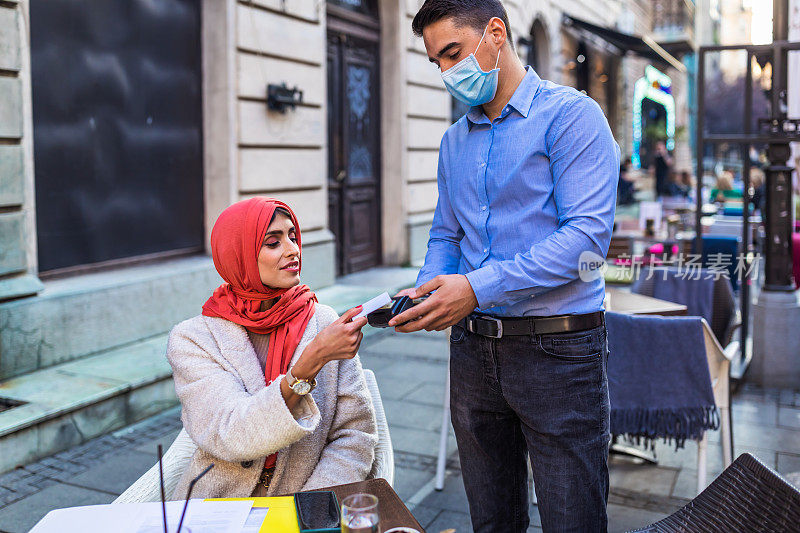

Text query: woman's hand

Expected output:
[310,306,368,363]
[291,306,368,380]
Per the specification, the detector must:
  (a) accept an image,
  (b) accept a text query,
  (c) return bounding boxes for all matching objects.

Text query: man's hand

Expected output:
[389,274,478,333]
[393,287,417,299]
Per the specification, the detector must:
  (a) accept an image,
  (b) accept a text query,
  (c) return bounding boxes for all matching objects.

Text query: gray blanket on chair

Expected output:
[632,267,715,325]
[606,312,719,449]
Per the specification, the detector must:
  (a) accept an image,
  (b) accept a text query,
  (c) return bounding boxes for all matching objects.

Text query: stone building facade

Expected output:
[0,0,694,471]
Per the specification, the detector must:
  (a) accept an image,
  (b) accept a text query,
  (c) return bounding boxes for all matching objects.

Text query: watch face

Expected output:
[293,380,312,395]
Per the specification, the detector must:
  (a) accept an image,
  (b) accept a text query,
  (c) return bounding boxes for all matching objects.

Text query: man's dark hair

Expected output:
[411,0,513,46]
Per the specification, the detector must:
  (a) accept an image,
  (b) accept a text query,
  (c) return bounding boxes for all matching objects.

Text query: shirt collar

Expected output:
[465,66,541,126]
[466,105,489,125]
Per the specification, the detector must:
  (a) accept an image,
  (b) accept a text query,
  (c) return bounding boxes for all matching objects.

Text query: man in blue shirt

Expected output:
[390,1,619,531]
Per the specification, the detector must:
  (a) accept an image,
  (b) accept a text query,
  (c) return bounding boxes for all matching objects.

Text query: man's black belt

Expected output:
[460,311,604,339]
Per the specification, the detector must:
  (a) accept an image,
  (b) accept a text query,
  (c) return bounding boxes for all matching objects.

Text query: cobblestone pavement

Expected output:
[2,327,799,532]
[0,411,182,508]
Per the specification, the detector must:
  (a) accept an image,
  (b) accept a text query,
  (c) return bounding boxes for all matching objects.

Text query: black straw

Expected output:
[158,444,167,533]
[176,463,214,533]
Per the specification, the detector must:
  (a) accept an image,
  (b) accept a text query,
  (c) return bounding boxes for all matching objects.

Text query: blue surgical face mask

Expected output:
[440,25,501,107]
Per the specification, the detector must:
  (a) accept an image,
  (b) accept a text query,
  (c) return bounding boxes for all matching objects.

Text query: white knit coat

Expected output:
[166,303,377,499]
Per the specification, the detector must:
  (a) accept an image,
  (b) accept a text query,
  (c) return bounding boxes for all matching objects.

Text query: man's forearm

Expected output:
[465,218,611,310]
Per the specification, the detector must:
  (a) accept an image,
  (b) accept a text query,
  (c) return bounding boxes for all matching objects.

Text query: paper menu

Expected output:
[29,499,254,533]
[242,508,270,533]
[208,496,300,533]
[134,499,253,533]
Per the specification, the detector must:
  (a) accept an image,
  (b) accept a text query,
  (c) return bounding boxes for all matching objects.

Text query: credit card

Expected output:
[354,292,392,319]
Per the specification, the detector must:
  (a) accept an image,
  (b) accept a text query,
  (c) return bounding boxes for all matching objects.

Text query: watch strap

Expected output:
[287,366,316,390]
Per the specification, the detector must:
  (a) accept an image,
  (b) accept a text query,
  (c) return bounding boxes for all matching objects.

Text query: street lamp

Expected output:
[750,0,800,388]
[762,0,795,291]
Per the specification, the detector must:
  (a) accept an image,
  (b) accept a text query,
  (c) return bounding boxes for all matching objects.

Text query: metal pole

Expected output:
[763,18,796,289]
[695,49,705,257]
[763,138,795,290]
[774,0,790,43]
[435,368,450,491]
[742,50,753,369]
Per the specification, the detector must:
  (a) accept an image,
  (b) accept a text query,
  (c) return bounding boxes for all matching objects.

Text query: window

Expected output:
[30,0,204,273]
[328,0,378,18]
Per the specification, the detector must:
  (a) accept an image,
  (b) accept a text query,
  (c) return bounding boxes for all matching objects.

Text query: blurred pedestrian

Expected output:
[748,167,765,214]
[669,170,692,198]
[618,157,636,205]
[711,170,735,203]
[653,140,673,197]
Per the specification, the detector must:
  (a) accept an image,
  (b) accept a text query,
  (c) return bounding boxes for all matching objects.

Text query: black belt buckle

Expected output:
[468,315,504,339]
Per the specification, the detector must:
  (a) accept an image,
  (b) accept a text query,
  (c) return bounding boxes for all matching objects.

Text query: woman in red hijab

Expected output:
[165,197,377,499]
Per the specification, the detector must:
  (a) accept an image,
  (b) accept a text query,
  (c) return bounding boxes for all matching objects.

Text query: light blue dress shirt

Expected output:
[417,68,619,317]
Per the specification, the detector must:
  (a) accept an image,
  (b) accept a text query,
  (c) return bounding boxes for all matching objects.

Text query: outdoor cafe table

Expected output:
[304,478,425,532]
[605,287,688,316]
[30,479,423,533]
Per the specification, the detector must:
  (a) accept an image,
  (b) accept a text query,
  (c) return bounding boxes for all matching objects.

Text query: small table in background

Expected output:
[605,287,688,316]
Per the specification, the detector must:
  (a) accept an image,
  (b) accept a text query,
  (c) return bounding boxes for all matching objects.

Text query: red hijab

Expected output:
[202,197,317,386]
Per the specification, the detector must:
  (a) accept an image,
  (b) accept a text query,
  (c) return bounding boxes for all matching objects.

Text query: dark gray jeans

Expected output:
[449,321,610,533]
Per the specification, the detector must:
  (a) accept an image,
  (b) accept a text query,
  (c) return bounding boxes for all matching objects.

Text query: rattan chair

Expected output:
[114,368,393,503]
[629,453,800,532]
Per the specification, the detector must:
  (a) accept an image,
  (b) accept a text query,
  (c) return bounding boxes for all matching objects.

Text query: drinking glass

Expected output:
[341,493,379,533]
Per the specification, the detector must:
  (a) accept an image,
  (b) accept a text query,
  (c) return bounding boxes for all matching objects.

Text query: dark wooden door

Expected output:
[327,10,382,276]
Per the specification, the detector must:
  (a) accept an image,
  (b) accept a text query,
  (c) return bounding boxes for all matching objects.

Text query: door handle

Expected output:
[336,170,347,182]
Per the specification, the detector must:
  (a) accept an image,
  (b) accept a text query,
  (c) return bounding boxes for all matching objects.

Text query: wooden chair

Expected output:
[607,236,633,262]
[114,369,393,503]
[608,314,733,496]
[697,319,734,493]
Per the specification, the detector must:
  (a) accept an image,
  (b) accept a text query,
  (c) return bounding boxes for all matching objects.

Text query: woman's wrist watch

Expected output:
[286,366,317,396]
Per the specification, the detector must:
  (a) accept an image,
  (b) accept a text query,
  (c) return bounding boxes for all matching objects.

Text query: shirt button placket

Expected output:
[481,131,493,260]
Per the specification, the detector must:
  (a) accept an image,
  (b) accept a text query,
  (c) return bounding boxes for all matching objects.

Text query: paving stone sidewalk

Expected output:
[2,325,800,532]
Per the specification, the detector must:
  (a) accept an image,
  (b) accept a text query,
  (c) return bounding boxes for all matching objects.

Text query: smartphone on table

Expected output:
[294,490,341,533]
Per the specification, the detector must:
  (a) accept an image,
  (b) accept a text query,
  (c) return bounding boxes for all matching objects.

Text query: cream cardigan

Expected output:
[166,303,377,499]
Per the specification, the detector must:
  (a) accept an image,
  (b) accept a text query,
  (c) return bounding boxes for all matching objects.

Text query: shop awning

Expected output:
[563,14,694,67]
